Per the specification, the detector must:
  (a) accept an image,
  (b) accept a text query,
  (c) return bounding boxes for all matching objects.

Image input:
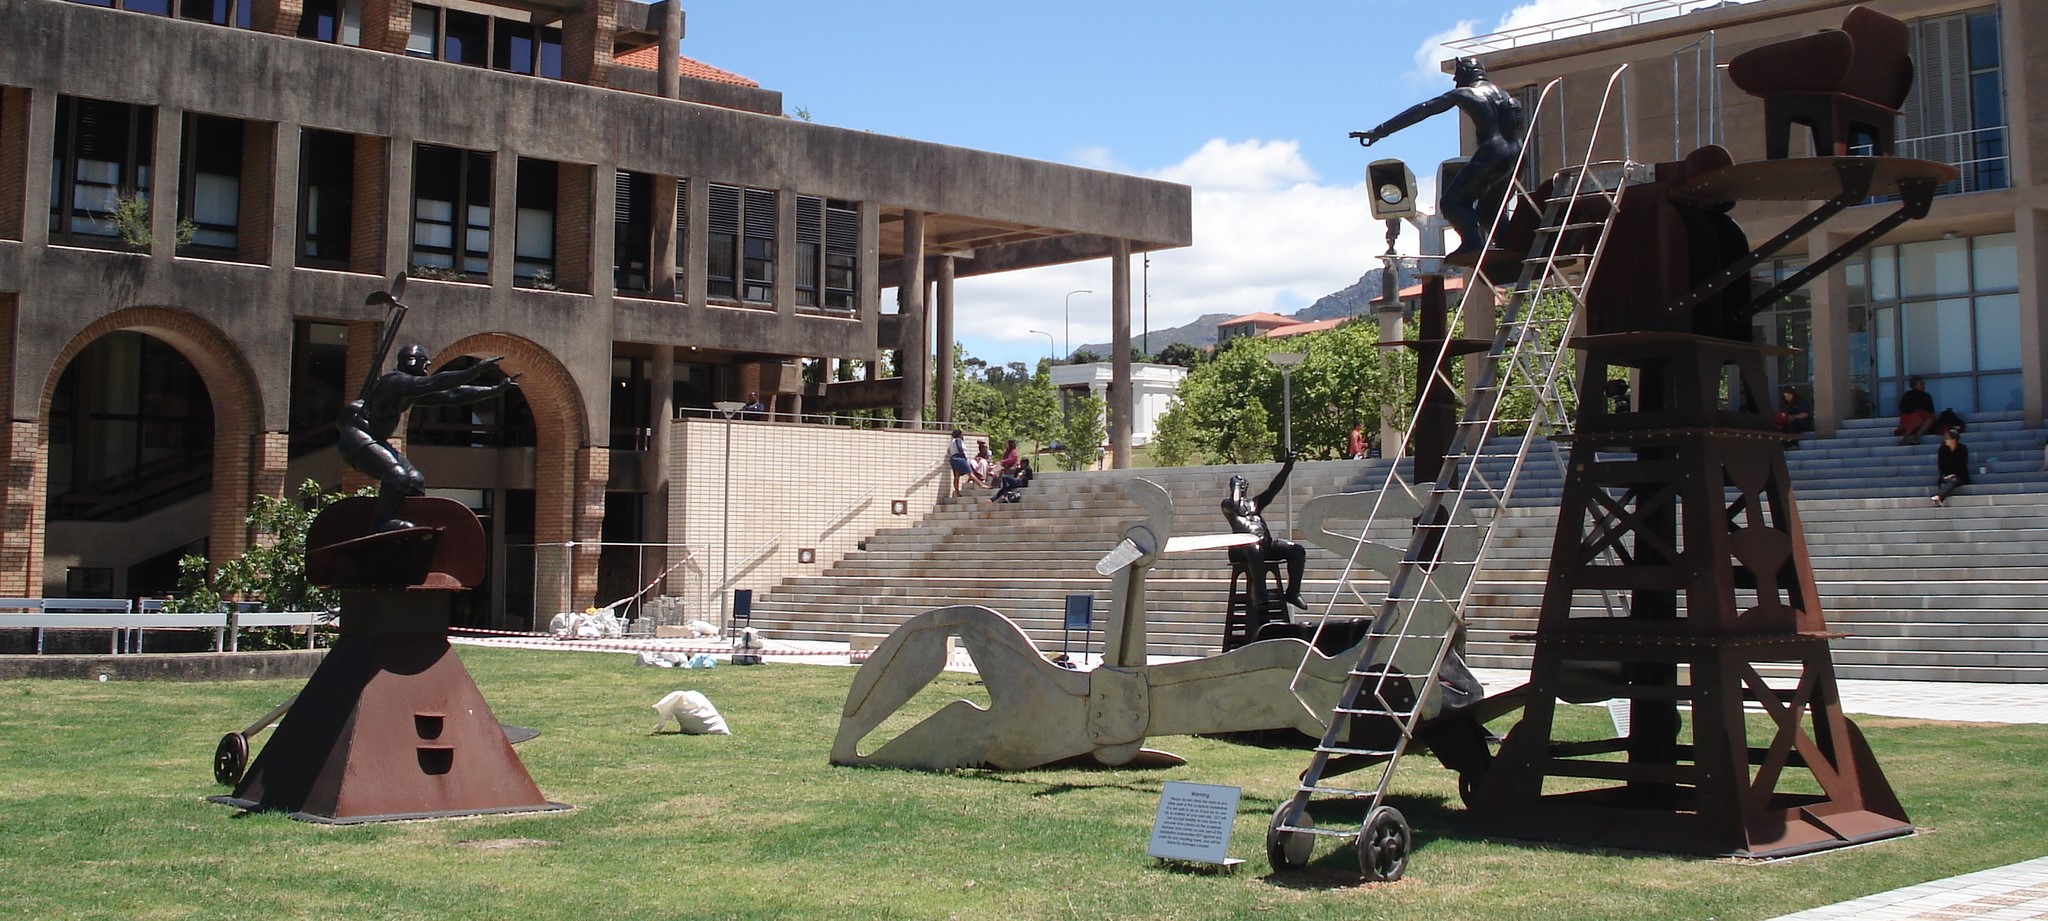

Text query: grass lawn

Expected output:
[2,645,2042,921]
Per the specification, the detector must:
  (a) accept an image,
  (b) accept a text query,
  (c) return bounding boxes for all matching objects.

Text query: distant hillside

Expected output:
[1079,264,1416,358]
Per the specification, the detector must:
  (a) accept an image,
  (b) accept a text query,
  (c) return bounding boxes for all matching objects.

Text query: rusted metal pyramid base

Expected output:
[212,629,567,823]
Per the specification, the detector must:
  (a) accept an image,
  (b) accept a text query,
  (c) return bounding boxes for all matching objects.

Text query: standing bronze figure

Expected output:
[1223,452,1307,611]
[1353,57,1525,262]
[337,344,518,533]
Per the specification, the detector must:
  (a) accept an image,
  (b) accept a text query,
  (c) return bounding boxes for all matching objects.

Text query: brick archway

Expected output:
[17,306,276,597]
[434,333,601,613]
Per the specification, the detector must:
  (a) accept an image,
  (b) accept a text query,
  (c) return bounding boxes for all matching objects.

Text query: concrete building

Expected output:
[1449,0,2042,434]
[0,0,1189,624]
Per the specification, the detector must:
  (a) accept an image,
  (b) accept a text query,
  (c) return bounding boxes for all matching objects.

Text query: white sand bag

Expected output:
[651,690,730,734]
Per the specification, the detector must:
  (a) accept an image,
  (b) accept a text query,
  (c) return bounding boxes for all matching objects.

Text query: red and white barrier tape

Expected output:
[448,630,858,658]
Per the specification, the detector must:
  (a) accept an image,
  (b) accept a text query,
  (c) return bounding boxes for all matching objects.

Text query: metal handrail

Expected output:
[1444,0,1718,55]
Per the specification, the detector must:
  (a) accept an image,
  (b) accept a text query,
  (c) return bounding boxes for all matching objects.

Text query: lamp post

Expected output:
[1268,351,1306,539]
[712,400,744,632]
[1063,289,1091,361]
[1027,329,1056,367]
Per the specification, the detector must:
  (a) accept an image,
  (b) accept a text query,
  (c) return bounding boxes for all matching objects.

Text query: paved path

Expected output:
[1764,856,2048,921]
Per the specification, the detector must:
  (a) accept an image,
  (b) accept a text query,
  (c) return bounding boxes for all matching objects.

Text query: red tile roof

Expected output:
[613,47,760,87]
[1266,318,1346,338]
[1372,276,1466,303]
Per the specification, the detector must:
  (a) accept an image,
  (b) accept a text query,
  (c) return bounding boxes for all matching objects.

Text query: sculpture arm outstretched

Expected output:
[1252,451,1297,511]
[1356,92,1458,145]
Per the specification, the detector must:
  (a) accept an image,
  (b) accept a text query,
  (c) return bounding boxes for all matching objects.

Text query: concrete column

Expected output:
[681,176,708,306]
[651,175,678,300]
[1809,230,1850,435]
[933,255,955,424]
[265,123,299,269]
[2017,207,2048,427]
[897,210,926,427]
[1109,239,1133,468]
[382,135,414,278]
[645,350,674,591]
[656,0,681,99]
[151,107,183,260]
[490,145,518,292]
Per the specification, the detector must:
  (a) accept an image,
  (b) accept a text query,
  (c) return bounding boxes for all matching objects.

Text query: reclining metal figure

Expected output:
[831,478,1487,772]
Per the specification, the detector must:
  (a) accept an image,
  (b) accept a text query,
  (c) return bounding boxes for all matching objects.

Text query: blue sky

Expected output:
[684,0,1716,370]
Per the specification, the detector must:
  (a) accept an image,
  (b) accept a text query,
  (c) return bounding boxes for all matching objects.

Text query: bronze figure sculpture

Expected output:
[1353,57,1524,262]
[1223,452,1307,612]
[338,343,518,533]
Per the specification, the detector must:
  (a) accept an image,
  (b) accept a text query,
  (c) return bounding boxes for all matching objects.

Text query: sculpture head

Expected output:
[1453,57,1487,87]
[398,344,430,374]
[1226,474,1250,511]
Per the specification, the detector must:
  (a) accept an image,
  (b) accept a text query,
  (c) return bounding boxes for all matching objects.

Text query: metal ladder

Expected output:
[1270,65,1643,881]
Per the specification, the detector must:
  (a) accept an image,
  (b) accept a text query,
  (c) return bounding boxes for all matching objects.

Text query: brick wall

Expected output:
[559,2,617,89]
[0,87,26,241]
[236,123,275,265]
[348,134,385,276]
[554,164,591,292]
[38,307,273,587]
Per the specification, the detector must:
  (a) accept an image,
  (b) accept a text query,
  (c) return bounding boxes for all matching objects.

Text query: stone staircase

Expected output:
[746,413,2048,682]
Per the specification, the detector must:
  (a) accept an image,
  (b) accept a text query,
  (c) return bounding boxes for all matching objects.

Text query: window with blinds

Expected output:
[178,114,245,254]
[673,182,688,289]
[514,158,558,287]
[794,194,859,313]
[49,96,155,245]
[705,183,777,305]
[614,170,653,293]
[411,144,492,278]
[1899,8,2005,194]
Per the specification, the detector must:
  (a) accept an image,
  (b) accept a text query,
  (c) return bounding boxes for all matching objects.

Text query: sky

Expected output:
[684,0,1728,371]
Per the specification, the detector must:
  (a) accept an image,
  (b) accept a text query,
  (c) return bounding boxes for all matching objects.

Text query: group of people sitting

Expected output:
[947,432,1034,503]
[1775,375,1977,506]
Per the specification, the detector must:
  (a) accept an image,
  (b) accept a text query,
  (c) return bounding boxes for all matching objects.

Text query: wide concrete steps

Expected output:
[749,447,2048,680]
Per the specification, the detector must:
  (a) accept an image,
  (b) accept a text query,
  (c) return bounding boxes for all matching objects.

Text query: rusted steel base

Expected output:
[211,497,566,824]
[1465,635,1910,857]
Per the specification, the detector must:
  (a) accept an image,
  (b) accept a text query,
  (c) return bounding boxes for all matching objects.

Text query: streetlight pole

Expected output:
[1027,329,1056,367]
[712,400,744,632]
[1268,351,1306,539]
[1063,289,1091,362]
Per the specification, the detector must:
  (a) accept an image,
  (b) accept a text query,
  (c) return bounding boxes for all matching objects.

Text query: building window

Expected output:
[287,321,348,454]
[1852,233,2020,417]
[708,184,776,303]
[297,128,354,267]
[794,195,858,313]
[49,96,155,246]
[67,0,250,27]
[613,170,653,293]
[610,356,652,450]
[411,144,491,279]
[296,0,362,45]
[1747,258,1813,401]
[178,114,242,253]
[407,4,562,78]
[1899,8,2006,194]
[47,331,215,522]
[514,158,557,287]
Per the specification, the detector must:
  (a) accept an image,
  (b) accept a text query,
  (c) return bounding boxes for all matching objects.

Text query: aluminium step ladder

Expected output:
[1268,66,1646,881]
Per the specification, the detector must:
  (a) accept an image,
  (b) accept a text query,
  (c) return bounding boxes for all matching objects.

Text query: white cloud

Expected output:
[952,139,1398,365]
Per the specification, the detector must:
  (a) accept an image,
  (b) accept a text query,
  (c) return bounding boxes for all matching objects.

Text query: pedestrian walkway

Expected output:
[1764,856,2048,921]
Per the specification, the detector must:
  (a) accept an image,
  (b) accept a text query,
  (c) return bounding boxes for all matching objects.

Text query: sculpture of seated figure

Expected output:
[1223,452,1307,612]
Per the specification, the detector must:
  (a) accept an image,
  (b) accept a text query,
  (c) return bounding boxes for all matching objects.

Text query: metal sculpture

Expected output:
[211,279,564,823]
[337,275,520,533]
[1352,57,1525,263]
[832,477,1495,775]
[1222,452,1307,612]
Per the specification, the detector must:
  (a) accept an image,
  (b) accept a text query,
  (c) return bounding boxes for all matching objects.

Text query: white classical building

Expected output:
[1050,362,1188,447]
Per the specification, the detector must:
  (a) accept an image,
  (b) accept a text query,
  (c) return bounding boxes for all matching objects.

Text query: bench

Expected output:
[0,598,330,654]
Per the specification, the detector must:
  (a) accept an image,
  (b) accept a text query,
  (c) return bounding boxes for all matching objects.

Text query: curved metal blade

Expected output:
[1095,538,1144,576]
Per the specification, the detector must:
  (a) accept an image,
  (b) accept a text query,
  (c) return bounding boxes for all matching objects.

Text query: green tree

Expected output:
[1055,390,1107,471]
[164,479,368,648]
[1153,341,1205,368]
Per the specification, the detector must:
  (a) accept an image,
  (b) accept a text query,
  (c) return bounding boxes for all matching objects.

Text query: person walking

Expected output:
[946,429,972,498]
[1933,427,1970,506]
